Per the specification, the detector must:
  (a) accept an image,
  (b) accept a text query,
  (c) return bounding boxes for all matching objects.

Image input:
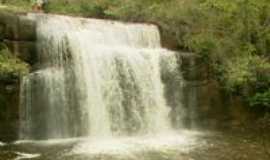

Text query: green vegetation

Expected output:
[0,43,29,80]
[0,0,269,109]
[0,0,32,12]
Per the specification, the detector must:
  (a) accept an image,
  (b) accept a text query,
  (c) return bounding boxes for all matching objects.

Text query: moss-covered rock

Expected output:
[0,11,36,41]
[0,48,29,77]
[4,40,36,64]
[0,47,28,141]
[180,52,209,81]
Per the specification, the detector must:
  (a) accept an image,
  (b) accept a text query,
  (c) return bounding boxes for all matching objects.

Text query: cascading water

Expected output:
[19,14,182,140]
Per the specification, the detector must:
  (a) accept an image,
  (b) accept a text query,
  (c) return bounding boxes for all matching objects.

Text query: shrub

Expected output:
[0,45,29,79]
[250,90,270,108]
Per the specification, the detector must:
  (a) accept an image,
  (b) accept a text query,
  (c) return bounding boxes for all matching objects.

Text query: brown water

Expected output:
[0,129,269,160]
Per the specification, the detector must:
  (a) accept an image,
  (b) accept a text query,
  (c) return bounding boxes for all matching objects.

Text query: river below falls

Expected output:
[0,129,269,160]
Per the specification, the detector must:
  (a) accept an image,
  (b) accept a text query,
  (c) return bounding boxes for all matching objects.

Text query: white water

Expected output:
[20,14,181,141]
[12,130,202,159]
[14,152,41,160]
[0,141,5,146]
[70,130,201,156]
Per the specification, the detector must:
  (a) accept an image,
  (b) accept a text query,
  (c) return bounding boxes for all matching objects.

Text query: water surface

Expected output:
[1,130,269,160]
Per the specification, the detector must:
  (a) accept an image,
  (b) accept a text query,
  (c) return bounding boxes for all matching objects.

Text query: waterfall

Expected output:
[20,14,181,140]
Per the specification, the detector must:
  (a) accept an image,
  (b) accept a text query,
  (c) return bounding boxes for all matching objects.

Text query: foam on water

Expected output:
[0,141,5,146]
[14,152,40,160]
[13,137,80,146]
[70,130,201,156]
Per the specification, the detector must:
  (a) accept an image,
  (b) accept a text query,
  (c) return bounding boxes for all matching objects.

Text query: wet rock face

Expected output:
[4,40,37,64]
[0,11,37,64]
[0,10,36,142]
[0,11,36,41]
[178,53,253,130]
[0,78,20,142]
[180,53,209,81]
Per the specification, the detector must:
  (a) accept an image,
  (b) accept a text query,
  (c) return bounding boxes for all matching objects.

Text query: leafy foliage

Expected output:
[250,90,270,108]
[0,44,29,79]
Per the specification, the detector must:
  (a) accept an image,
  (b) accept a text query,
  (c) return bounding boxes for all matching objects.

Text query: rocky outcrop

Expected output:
[179,53,253,130]
[0,10,36,64]
[0,78,20,142]
[162,52,253,130]
[4,40,36,64]
[0,10,36,141]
